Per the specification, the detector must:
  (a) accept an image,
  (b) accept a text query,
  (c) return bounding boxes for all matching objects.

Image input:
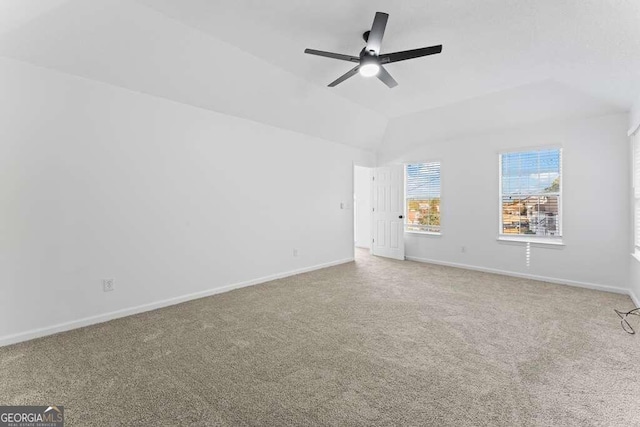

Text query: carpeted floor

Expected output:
[1,249,638,426]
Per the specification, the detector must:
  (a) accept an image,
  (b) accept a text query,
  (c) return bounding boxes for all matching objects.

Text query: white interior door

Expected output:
[372,165,405,260]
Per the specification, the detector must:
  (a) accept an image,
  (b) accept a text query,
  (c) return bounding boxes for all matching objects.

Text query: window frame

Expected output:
[497,147,563,244]
[404,160,442,236]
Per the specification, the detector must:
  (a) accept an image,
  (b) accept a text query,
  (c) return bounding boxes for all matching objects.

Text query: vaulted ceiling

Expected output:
[1,0,638,151]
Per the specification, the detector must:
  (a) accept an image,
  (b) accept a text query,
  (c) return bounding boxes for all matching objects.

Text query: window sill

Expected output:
[497,235,564,246]
[405,230,442,236]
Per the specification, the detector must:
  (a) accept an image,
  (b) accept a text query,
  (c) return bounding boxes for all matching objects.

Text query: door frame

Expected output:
[352,163,374,259]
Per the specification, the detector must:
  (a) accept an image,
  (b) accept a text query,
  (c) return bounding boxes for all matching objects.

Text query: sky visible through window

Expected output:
[502,149,560,195]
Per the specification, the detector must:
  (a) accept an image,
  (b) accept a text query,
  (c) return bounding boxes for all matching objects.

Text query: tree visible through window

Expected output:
[500,148,562,237]
[406,162,441,233]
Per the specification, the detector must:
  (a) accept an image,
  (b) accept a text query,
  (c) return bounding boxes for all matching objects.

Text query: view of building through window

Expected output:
[500,148,561,237]
[406,162,441,233]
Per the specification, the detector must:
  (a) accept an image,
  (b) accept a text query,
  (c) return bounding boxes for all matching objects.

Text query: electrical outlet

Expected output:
[293,248,299,257]
[103,278,115,292]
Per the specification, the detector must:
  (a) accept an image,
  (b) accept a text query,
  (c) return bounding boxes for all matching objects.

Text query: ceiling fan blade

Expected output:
[377,66,398,88]
[380,45,443,64]
[365,12,389,54]
[304,49,359,63]
[328,65,360,87]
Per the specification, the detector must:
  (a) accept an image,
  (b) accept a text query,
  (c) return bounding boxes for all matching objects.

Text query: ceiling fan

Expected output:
[304,12,443,88]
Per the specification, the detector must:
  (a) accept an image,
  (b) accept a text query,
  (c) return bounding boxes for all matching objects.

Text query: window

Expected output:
[633,134,640,252]
[406,162,441,233]
[499,148,562,239]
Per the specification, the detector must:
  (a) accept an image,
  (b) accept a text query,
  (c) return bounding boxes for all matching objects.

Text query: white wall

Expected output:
[0,0,388,151]
[354,166,372,249]
[0,57,374,345]
[380,81,623,162]
[629,260,640,306]
[380,113,630,293]
[628,98,640,306]
[629,96,640,138]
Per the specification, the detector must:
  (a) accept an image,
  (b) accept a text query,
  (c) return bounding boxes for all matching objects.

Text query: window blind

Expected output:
[500,148,562,237]
[406,162,441,233]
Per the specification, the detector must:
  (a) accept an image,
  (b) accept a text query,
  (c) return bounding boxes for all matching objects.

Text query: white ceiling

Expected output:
[381,80,624,158]
[136,0,640,117]
[0,0,638,150]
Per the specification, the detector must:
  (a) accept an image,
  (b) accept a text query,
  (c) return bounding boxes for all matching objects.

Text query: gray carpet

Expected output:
[1,249,638,426]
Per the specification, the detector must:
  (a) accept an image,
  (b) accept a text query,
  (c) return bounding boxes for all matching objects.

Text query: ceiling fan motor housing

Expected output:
[360,52,379,66]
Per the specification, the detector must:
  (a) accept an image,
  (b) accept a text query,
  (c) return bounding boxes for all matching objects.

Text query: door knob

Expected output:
[399,215,404,219]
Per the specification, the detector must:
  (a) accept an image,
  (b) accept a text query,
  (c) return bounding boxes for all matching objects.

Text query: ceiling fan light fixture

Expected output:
[359,63,380,77]
[304,11,443,88]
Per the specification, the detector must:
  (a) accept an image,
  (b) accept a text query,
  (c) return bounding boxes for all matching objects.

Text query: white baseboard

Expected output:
[405,256,629,295]
[629,289,640,307]
[0,257,354,348]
